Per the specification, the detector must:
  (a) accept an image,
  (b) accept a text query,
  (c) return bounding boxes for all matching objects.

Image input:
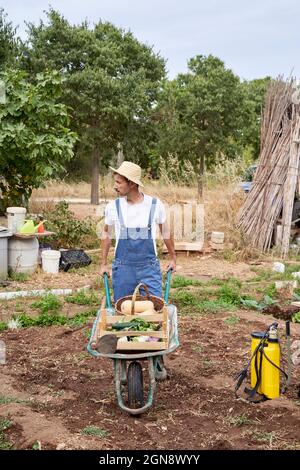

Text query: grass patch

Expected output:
[8,271,29,282]
[171,275,203,288]
[81,426,109,438]
[65,289,99,306]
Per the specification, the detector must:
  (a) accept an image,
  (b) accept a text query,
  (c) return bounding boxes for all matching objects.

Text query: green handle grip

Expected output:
[103,272,112,308]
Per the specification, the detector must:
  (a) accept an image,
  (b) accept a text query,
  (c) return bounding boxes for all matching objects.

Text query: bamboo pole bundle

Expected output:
[237,78,300,254]
[281,114,300,257]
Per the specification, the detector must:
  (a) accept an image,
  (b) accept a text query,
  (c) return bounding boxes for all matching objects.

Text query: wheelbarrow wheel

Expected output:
[127,361,144,408]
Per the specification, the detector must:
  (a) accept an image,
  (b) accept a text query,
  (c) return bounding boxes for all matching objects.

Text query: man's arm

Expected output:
[100,224,112,276]
[159,222,176,272]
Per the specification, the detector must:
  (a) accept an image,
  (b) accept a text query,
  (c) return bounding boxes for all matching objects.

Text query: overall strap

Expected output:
[147,198,157,227]
[115,198,125,226]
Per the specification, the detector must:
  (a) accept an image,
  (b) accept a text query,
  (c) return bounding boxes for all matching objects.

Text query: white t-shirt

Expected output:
[104,194,166,255]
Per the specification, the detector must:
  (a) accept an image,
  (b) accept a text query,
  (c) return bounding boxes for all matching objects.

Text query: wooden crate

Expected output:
[97,307,169,351]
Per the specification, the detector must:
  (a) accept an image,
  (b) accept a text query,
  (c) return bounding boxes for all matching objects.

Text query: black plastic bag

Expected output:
[59,249,92,272]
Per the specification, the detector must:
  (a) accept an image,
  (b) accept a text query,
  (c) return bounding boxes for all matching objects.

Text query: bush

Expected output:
[44,201,96,249]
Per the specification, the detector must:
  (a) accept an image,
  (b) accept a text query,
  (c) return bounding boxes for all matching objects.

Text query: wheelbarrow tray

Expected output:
[87,304,179,360]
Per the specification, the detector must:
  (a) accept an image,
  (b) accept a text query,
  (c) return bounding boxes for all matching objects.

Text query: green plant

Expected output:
[0,69,76,207]
[292,311,300,323]
[0,418,12,450]
[171,275,203,288]
[228,414,252,427]
[65,289,99,306]
[217,282,241,305]
[32,440,41,450]
[241,294,277,310]
[81,426,109,438]
[8,271,28,282]
[44,201,95,249]
[31,293,62,315]
[0,321,7,331]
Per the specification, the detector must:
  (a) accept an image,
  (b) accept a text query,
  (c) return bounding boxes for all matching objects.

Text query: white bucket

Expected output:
[6,207,26,234]
[41,250,61,274]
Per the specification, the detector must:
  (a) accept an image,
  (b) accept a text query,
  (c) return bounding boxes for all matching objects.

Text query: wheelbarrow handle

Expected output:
[164,268,173,304]
[103,272,112,309]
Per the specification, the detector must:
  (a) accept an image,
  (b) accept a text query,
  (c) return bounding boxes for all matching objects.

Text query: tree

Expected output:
[0,69,77,207]
[240,77,271,160]
[22,9,165,202]
[0,8,19,69]
[154,55,246,197]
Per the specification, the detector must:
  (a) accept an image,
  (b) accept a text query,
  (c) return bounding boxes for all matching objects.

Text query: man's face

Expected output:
[113,174,131,196]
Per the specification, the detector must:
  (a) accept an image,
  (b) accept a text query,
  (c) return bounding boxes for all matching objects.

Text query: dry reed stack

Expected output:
[237,78,300,257]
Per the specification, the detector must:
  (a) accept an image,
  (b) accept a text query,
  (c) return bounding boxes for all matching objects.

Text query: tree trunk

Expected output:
[117,143,124,167]
[90,148,100,205]
[197,154,205,200]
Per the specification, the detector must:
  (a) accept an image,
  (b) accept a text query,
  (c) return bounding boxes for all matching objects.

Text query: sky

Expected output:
[1,0,300,80]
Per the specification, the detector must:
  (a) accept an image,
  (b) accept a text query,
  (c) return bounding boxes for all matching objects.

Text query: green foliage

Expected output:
[0,321,7,331]
[81,426,109,438]
[228,414,252,427]
[65,289,99,305]
[22,9,166,176]
[217,282,241,305]
[171,275,203,288]
[44,201,95,249]
[31,293,62,315]
[0,69,76,207]
[241,295,277,310]
[292,311,300,323]
[0,8,19,69]
[15,308,96,328]
[8,271,29,282]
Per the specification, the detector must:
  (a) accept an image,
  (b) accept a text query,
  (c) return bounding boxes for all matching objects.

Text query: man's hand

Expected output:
[100,264,110,277]
[166,259,176,273]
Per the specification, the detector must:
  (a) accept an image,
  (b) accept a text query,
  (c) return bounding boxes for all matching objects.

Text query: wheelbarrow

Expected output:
[87,269,179,415]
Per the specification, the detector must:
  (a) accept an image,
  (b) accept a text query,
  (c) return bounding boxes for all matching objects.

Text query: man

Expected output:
[100,161,176,301]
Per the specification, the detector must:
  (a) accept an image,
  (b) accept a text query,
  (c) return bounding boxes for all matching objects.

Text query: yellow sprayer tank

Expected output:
[251,328,280,399]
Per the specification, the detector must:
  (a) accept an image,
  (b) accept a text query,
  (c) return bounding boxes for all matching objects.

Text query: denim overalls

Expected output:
[112,197,162,301]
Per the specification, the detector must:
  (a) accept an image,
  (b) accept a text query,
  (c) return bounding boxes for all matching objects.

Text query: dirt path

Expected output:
[1,307,299,450]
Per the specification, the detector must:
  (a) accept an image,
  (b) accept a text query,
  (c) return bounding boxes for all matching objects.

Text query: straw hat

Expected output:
[109,161,144,187]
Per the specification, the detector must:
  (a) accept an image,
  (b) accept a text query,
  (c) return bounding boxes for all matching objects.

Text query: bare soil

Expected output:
[0,256,299,450]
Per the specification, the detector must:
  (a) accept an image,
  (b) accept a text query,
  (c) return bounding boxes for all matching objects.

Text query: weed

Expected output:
[191,345,203,353]
[0,396,28,405]
[9,271,28,282]
[172,290,199,306]
[0,418,12,450]
[81,426,109,438]
[228,414,252,427]
[0,321,7,331]
[32,440,41,450]
[223,314,240,326]
[254,431,276,445]
[203,359,214,368]
[65,289,99,306]
[31,293,62,315]
[217,282,241,305]
[171,275,203,288]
